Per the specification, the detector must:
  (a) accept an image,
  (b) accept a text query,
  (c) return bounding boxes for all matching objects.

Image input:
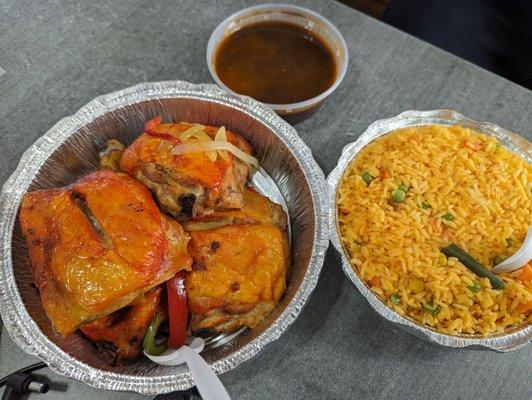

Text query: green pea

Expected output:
[468,282,481,293]
[493,255,506,266]
[441,213,454,221]
[361,171,374,185]
[423,301,442,316]
[390,293,401,305]
[391,188,406,203]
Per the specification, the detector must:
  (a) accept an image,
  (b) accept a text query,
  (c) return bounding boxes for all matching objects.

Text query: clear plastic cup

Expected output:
[206,4,349,123]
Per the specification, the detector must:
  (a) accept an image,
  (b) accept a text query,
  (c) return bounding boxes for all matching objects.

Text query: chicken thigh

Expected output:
[119,117,254,220]
[80,287,162,361]
[184,189,289,332]
[19,170,191,335]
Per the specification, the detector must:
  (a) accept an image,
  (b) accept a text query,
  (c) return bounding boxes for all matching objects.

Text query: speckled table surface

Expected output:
[1,1,531,399]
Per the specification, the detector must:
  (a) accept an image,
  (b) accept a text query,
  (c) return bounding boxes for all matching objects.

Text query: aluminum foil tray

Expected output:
[0,81,329,394]
[327,109,531,352]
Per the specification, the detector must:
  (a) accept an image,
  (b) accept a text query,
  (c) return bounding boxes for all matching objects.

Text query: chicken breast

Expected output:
[80,287,162,362]
[119,117,254,220]
[19,170,192,335]
[184,189,289,332]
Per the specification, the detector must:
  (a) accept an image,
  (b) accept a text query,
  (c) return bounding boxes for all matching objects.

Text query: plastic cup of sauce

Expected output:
[206,4,348,123]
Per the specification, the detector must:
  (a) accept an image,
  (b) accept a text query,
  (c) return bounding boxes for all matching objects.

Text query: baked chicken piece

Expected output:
[19,170,191,335]
[80,287,162,361]
[119,117,254,220]
[185,189,289,332]
[181,187,287,231]
[98,139,125,172]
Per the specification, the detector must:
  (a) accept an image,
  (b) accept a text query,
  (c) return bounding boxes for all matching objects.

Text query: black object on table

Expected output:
[383,0,532,89]
[155,387,202,400]
[0,362,48,400]
[0,362,202,400]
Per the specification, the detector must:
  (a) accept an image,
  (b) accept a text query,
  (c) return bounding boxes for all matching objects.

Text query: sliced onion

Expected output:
[156,141,175,163]
[172,141,259,167]
[215,126,227,141]
[178,125,217,160]
[179,124,206,141]
[214,126,229,161]
[205,150,217,161]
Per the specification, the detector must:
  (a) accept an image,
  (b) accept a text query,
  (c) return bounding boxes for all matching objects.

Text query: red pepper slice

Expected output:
[166,270,188,348]
[144,115,162,132]
[144,115,183,143]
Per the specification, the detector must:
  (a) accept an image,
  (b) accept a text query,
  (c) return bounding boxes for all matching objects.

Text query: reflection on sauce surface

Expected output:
[214,21,336,105]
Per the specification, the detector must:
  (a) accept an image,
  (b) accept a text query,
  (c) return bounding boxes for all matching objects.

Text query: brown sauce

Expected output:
[214,21,337,105]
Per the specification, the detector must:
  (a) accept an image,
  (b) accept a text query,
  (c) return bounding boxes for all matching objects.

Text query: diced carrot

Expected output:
[369,276,381,287]
[517,264,532,281]
[429,217,443,234]
[460,140,482,151]
[469,141,482,150]
[381,169,390,180]
[441,228,455,241]
[490,163,501,172]
[516,300,532,314]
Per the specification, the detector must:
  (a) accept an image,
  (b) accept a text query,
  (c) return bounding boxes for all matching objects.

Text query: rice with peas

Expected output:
[337,124,531,336]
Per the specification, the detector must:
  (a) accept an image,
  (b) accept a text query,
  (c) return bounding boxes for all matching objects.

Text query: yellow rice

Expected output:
[337,124,532,335]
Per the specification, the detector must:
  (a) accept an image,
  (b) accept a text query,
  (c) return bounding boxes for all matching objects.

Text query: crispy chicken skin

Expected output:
[119,120,253,220]
[185,189,289,332]
[80,287,162,361]
[182,188,287,232]
[99,139,125,172]
[19,170,191,335]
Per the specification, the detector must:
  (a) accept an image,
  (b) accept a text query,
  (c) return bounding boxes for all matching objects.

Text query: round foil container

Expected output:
[327,109,531,352]
[0,81,329,394]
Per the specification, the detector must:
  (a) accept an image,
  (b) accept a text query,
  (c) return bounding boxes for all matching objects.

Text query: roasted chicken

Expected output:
[80,287,162,361]
[119,117,254,220]
[20,116,288,362]
[19,170,191,335]
[185,189,289,332]
[98,139,125,172]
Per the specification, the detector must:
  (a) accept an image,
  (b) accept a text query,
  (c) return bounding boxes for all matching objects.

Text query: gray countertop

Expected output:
[1,1,531,399]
